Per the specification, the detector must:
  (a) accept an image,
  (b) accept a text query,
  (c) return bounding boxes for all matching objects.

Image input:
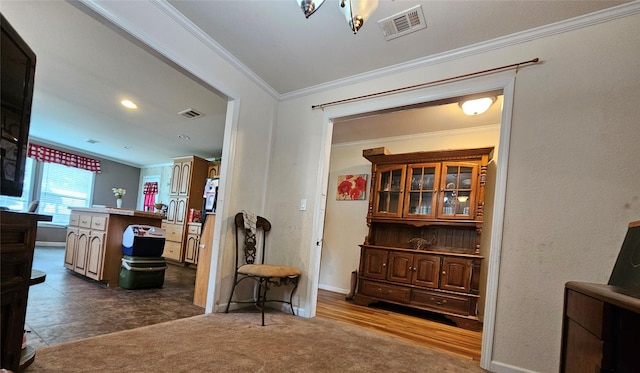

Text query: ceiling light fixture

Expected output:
[459,97,496,116]
[297,0,325,18]
[296,0,379,34]
[121,99,138,109]
[178,134,191,140]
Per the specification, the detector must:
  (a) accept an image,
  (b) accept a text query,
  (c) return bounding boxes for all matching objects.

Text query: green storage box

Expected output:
[119,255,167,290]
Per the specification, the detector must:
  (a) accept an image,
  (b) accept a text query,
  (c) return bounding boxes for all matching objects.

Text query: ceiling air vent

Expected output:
[377,5,427,41]
[177,108,204,119]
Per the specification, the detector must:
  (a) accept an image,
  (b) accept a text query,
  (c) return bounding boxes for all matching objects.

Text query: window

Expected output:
[0,157,34,211]
[38,162,94,225]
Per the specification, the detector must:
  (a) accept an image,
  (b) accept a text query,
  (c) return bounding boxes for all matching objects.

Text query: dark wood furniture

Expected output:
[560,282,640,373]
[560,220,640,373]
[1,210,51,372]
[354,147,493,331]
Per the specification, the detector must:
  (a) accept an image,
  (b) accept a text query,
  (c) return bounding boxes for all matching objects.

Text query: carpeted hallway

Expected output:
[25,312,486,372]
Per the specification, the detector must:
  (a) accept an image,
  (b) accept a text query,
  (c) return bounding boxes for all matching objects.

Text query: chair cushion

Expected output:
[238,264,301,278]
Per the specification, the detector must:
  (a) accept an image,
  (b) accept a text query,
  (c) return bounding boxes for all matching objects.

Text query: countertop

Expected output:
[69,207,163,219]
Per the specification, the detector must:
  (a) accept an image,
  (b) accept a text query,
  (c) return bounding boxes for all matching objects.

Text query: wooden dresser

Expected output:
[1,211,51,371]
[560,282,640,372]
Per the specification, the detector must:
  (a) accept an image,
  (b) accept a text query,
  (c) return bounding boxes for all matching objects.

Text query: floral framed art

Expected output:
[336,174,368,201]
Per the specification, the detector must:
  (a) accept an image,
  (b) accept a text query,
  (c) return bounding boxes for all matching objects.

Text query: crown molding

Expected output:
[281,1,640,101]
[84,0,639,102]
[151,0,280,99]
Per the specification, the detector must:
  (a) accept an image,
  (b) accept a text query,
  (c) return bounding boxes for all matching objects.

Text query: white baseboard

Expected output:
[214,300,305,319]
[318,283,349,294]
[35,241,65,247]
[490,361,540,373]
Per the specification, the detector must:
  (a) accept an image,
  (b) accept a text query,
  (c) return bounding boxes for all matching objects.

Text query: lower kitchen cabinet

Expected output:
[184,222,201,264]
[64,208,163,286]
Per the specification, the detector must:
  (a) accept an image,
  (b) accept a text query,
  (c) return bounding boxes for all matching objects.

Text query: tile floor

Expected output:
[25,247,204,349]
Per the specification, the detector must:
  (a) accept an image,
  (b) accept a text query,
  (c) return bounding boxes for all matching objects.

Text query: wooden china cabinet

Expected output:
[355,147,493,331]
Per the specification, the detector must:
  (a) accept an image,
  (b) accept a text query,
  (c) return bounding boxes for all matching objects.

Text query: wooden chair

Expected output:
[225,212,301,325]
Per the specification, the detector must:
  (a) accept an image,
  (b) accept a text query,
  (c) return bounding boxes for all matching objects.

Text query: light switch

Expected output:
[300,199,307,211]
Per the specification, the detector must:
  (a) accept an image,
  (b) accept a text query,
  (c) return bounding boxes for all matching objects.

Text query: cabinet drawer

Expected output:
[78,214,92,228]
[163,241,182,261]
[90,215,107,231]
[359,279,411,303]
[187,223,201,235]
[163,223,184,242]
[411,289,471,315]
[566,289,606,338]
[69,213,79,227]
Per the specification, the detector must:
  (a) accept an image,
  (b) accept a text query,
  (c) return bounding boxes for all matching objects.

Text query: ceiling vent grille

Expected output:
[378,5,427,41]
[178,108,204,119]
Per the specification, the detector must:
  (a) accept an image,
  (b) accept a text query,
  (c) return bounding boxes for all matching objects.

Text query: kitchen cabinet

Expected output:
[194,213,216,307]
[163,156,208,263]
[207,161,220,178]
[66,213,107,281]
[65,208,163,285]
[355,147,493,331]
[184,223,201,264]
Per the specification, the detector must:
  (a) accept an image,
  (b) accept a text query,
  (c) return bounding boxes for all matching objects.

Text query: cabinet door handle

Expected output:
[442,271,446,275]
[412,267,417,271]
[382,263,386,267]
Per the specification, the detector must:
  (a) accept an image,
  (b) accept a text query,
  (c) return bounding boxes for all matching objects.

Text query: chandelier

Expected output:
[296,0,379,34]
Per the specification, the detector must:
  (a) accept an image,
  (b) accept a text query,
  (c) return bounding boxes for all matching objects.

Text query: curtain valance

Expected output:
[143,182,158,194]
[28,143,101,173]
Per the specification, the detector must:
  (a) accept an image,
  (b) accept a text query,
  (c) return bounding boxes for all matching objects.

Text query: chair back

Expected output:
[234,212,272,268]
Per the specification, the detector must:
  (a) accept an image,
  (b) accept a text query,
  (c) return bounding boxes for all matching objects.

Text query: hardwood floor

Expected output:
[315,289,482,361]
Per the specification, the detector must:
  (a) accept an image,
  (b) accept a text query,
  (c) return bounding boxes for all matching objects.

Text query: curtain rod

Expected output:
[311,57,540,110]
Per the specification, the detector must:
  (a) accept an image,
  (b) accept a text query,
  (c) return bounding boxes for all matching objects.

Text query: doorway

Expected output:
[309,73,516,368]
[316,97,501,359]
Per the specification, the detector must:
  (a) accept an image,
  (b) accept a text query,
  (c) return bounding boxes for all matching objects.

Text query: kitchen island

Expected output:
[64,207,163,286]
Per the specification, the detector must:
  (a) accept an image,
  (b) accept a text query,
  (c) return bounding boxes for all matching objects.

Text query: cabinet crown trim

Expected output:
[363,147,494,165]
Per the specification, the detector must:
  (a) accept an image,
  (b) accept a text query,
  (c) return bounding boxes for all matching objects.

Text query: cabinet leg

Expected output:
[445,315,483,332]
[345,270,357,300]
[354,293,376,306]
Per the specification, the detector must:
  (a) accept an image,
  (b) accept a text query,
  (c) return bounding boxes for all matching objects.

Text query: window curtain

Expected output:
[28,143,101,172]
[143,182,158,211]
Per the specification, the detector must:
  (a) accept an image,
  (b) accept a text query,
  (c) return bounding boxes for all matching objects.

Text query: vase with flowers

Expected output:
[112,187,126,208]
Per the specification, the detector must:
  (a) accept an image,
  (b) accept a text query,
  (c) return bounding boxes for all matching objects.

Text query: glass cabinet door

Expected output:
[373,165,406,217]
[438,162,478,219]
[404,163,440,218]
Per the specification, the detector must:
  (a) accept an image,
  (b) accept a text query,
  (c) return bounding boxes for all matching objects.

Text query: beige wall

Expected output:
[138,164,173,210]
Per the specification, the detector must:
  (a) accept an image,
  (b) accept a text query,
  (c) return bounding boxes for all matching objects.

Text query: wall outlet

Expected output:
[300,199,307,211]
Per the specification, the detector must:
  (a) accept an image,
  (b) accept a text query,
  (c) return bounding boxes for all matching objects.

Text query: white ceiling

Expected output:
[0,1,630,167]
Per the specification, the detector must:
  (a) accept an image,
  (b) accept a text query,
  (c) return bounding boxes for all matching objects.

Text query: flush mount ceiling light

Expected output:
[178,134,191,140]
[459,97,496,116]
[296,0,379,34]
[120,99,138,109]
